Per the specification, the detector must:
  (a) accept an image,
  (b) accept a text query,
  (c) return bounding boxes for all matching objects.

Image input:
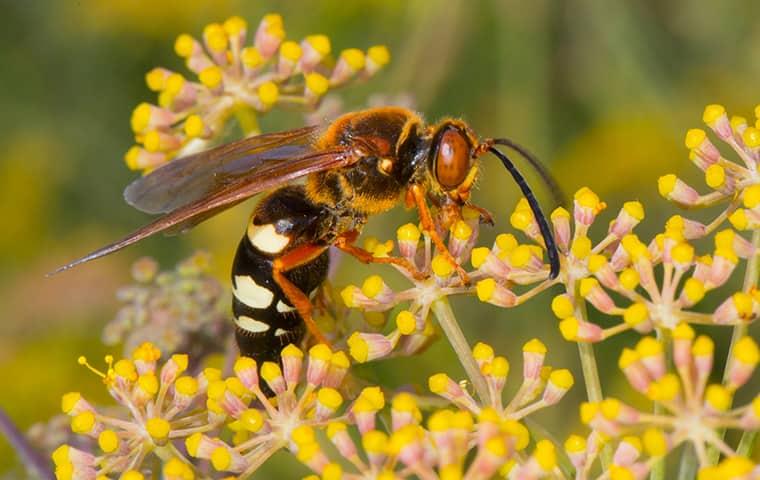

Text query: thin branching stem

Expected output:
[652,330,676,480]
[708,228,760,464]
[736,430,757,457]
[431,298,490,404]
[570,278,611,469]
[0,408,54,480]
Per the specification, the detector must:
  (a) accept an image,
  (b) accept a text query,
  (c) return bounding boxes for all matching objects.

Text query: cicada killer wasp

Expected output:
[53,106,562,366]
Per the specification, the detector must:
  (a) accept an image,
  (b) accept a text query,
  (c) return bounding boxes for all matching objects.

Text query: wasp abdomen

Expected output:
[231,186,330,364]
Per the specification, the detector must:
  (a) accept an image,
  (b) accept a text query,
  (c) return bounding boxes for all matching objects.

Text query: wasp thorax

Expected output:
[433,126,473,190]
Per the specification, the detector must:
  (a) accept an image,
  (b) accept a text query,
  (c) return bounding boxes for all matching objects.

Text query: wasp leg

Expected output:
[334,231,427,280]
[464,202,495,226]
[410,184,470,284]
[272,243,331,346]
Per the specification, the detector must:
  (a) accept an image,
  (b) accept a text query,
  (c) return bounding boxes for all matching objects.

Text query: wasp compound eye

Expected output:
[433,127,472,189]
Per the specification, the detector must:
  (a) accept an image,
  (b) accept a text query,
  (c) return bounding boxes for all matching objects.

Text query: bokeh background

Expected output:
[2,0,760,476]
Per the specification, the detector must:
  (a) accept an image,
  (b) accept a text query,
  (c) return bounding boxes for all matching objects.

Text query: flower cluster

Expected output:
[339,212,483,363]
[338,182,756,367]
[179,342,351,478]
[429,339,573,421]
[553,224,759,341]
[575,326,759,477]
[125,13,390,173]
[50,339,577,480]
[297,396,554,480]
[487,187,758,341]
[658,104,760,234]
[53,342,215,479]
[52,341,352,479]
[103,252,230,357]
[297,341,574,480]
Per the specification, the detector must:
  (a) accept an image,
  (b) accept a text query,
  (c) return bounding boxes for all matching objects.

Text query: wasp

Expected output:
[54,107,561,366]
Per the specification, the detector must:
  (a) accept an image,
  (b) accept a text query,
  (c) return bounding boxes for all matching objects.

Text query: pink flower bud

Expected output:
[522,339,547,381]
[658,175,699,206]
[580,278,617,314]
[609,202,645,238]
[619,349,652,394]
[327,422,358,460]
[470,247,511,280]
[613,437,642,466]
[280,344,303,389]
[551,208,572,252]
[475,278,517,308]
[709,251,737,287]
[254,15,284,58]
[306,344,333,387]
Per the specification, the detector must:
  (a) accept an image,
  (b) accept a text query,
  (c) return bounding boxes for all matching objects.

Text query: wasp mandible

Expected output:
[54,107,562,366]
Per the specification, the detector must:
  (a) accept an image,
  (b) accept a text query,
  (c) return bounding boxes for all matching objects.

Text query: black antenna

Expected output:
[492,138,566,208]
[488,146,560,279]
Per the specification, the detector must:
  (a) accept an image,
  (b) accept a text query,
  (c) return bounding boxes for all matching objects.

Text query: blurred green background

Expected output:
[2,0,760,476]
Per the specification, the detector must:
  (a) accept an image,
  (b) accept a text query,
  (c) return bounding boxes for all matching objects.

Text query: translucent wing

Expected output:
[51,131,354,275]
[125,125,319,214]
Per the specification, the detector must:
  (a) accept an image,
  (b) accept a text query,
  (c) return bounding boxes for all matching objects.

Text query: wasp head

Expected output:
[429,120,481,204]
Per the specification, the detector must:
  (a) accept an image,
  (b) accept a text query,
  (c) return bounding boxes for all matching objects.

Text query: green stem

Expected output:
[651,329,673,480]
[676,445,698,480]
[571,284,611,468]
[708,229,760,464]
[234,104,261,136]
[577,343,604,403]
[736,431,757,457]
[431,298,490,404]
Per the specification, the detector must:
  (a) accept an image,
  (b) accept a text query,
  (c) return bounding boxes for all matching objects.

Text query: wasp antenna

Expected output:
[491,138,566,208]
[488,146,560,279]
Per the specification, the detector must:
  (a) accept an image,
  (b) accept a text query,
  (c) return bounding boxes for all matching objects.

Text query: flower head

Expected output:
[55,342,353,478]
[126,14,389,173]
[660,104,760,235]
[104,252,230,356]
[580,331,760,471]
[55,343,209,478]
[429,340,573,422]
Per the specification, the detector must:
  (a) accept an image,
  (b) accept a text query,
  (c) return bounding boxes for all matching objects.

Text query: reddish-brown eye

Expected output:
[434,128,471,189]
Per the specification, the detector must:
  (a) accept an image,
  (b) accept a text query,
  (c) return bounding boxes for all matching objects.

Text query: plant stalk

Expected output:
[571,283,611,468]
[651,329,673,480]
[708,229,760,464]
[736,431,757,457]
[235,104,261,136]
[676,444,698,480]
[431,298,490,404]
[0,407,54,480]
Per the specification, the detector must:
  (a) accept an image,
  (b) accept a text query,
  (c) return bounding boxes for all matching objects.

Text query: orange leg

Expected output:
[464,202,495,226]
[272,244,331,345]
[335,231,427,280]
[410,185,470,284]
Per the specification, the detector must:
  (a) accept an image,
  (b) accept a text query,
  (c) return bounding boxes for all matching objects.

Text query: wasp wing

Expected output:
[51,141,353,275]
[125,125,319,214]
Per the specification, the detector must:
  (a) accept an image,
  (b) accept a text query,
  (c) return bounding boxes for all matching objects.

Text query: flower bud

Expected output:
[658,174,699,206]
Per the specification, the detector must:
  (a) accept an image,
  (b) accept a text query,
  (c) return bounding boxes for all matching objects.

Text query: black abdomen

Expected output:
[231,186,330,364]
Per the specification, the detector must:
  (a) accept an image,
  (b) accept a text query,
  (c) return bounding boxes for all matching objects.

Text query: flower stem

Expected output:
[676,445,698,480]
[0,407,54,480]
[234,104,261,136]
[651,329,672,480]
[431,298,490,403]
[570,285,611,468]
[708,228,760,464]
[736,431,757,457]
